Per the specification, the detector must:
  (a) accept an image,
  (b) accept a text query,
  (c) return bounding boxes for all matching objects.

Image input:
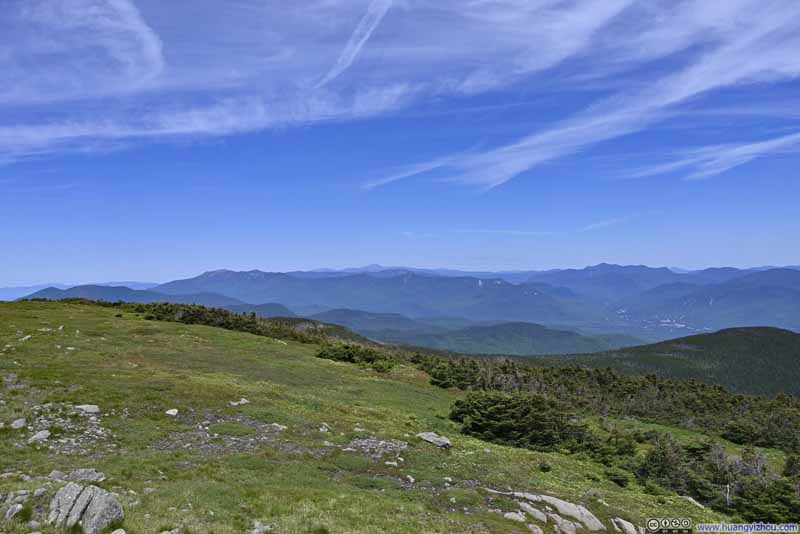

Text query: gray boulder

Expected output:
[48,483,124,534]
[504,511,527,522]
[10,418,26,430]
[68,468,107,482]
[82,489,124,534]
[29,430,51,443]
[539,495,606,531]
[519,501,547,523]
[416,432,452,448]
[612,518,638,534]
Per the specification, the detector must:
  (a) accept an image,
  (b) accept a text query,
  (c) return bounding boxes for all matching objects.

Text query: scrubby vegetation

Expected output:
[418,356,800,452]
[316,343,396,372]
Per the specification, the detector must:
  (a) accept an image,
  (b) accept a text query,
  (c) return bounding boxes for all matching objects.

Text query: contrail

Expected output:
[316,0,393,89]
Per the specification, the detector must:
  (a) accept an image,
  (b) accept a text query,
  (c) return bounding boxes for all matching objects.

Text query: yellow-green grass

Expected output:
[0,301,729,533]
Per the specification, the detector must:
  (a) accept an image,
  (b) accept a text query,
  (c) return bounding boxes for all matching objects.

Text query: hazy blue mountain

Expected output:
[0,284,70,301]
[380,322,642,356]
[526,263,687,301]
[1,281,158,301]
[534,327,800,396]
[96,281,159,290]
[25,285,244,307]
[148,265,800,337]
[225,303,296,318]
[154,270,603,324]
[292,265,542,283]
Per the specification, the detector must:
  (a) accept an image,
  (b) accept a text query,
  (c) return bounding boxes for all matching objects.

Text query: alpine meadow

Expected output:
[2,1,800,533]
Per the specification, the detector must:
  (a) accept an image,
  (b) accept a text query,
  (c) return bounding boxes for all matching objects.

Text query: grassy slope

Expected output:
[0,302,730,533]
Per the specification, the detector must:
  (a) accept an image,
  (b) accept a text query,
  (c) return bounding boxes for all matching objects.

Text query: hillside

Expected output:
[536,327,800,396]
[26,285,244,308]
[381,322,642,356]
[0,300,735,532]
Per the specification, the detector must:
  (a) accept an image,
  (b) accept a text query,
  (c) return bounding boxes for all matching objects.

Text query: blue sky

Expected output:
[2,0,800,285]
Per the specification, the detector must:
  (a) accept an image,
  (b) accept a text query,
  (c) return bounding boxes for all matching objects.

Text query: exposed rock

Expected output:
[82,488,125,534]
[519,501,547,523]
[68,468,107,482]
[48,482,85,527]
[33,487,47,498]
[29,429,51,443]
[528,525,544,534]
[159,529,181,534]
[48,483,124,534]
[165,409,179,416]
[76,405,101,414]
[10,418,26,430]
[250,521,273,533]
[416,432,452,448]
[612,518,639,534]
[347,437,408,460]
[48,470,67,480]
[26,403,112,455]
[111,530,127,534]
[504,511,527,522]
[548,513,579,534]
[4,503,23,520]
[229,398,250,407]
[539,495,606,531]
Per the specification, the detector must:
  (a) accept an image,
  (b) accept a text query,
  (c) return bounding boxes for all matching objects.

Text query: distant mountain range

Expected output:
[0,281,157,301]
[25,285,244,307]
[534,327,800,397]
[14,263,800,341]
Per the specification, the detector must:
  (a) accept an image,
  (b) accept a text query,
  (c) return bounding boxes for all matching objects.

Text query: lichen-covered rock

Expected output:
[49,482,85,526]
[539,495,606,531]
[519,501,548,523]
[48,483,124,534]
[69,468,107,482]
[416,432,452,448]
[548,513,579,534]
[504,511,527,522]
[82,488,124,534]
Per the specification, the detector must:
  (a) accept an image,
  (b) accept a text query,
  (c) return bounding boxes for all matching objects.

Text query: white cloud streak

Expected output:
[633,131,800,180]
[368,0,800,189]
[316,0,394,89]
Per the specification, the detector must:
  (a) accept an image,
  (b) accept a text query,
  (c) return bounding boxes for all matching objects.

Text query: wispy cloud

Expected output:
[580,213,640,232]
[0,0,164,104]
[316,0,393,89]
[368,0,800,189]
[633,131,800,180]
[4,0,800,181]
